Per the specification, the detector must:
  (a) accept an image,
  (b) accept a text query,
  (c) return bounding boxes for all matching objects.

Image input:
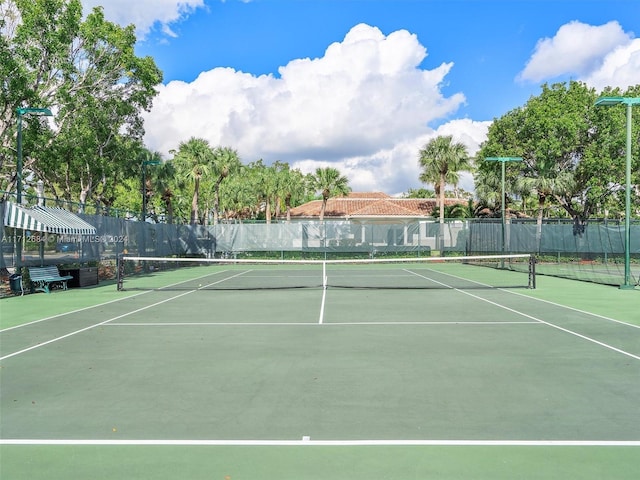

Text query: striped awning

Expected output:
[3,202,96,235]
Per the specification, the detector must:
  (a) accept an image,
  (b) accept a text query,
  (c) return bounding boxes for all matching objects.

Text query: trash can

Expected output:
[9,273,23,296]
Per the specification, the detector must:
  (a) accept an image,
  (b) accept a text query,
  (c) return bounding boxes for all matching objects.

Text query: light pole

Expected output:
[485,157,523,255]
[16,107,53,271]
[595,96,640,290]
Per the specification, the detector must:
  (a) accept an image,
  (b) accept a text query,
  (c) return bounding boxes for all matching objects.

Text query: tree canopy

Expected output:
[1,0,162,210]
[475,81,640,226]
[2,2,638,226]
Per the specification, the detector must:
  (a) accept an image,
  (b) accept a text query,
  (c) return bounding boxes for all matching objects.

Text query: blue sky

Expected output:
[83,0,640,195]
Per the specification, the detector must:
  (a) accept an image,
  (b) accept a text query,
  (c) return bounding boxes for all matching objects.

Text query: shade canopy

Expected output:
[3,202,96,235]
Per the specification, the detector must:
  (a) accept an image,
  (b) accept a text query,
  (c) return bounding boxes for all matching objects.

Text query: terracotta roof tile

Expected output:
[289,193,467,218]
[350,199,423,216]
[346,192,391,199]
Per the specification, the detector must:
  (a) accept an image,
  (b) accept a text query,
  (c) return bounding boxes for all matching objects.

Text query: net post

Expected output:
[116,254,124,291]
[528,255,536,289]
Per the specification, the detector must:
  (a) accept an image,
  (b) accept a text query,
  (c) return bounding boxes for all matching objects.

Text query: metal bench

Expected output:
[28,266,74,294]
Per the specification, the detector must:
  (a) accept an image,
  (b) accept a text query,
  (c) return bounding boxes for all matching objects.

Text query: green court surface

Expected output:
[1,263,639,479]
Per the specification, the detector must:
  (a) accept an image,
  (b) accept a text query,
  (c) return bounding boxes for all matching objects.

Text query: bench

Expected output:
[28,266,74,294]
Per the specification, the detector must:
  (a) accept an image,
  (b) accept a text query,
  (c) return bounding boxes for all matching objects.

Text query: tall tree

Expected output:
[307,167,350,222]
[155,160,178,224]
[418,135,471,224]
[0,0,162,208]
[403,187,436,199]
[473,166,503,215]
[210,146,241,225]
[172,137,213,225]
[246,159,278,223]
[138,149,163,218]
[275,163,308,222]
[582,84,640,221]
[219,167,255,222]
[477,81,639,233]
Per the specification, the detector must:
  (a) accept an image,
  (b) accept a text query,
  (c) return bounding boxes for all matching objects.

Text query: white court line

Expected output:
[106,322,324,326]
[105,321,539,327]
[423,267,639,329]
[0,291,149,333]
[0,290,197,361]
[1,439,638,446]
[200,270,252,288]
[322,321,539,326]
[318,286,327,324]
[0,269,232,334]
[149,269,231,290]
[0,270,256,360]
[406,269,640,362]
[503,289,640,329]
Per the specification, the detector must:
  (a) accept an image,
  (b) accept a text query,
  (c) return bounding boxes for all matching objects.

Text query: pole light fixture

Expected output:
[595,96,640,290]
[485,157,523,256]
[15,107,53,271]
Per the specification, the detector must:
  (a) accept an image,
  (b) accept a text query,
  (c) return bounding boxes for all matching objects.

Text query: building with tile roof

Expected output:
[289,192,468,222]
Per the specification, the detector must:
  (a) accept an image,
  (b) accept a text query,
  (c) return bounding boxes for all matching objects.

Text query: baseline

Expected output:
[1,439,639,446]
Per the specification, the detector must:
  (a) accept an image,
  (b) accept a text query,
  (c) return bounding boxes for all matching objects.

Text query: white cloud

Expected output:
[81,0,205,38]
[580,38,640,91]
[290,118,488,197]
[432,119,490,158]
[518,21,633,83]
[144,23,470,195]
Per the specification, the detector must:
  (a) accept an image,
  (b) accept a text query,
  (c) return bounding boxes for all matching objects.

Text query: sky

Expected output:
[81,0,640,196]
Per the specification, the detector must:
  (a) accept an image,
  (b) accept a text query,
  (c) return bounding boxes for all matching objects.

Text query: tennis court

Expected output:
[1,257,639,479]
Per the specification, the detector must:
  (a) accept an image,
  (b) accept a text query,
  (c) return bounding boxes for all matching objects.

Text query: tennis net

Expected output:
[116,253,536,291]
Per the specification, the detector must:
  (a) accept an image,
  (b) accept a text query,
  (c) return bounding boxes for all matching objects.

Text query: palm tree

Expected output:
[307,167,351,222]
[250,160,278,223]
[516,160,575,247]
[418,136,472,225]
[262,161,310,222]
[512,173,534,217]
[280,167,308,222]
[136,149,162,218]
[172,137,213,225]
[211,146,241,225]
[445,199,475,219]
[474,165,503,215]
[219,169,254,221]
[155,161,178,224]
